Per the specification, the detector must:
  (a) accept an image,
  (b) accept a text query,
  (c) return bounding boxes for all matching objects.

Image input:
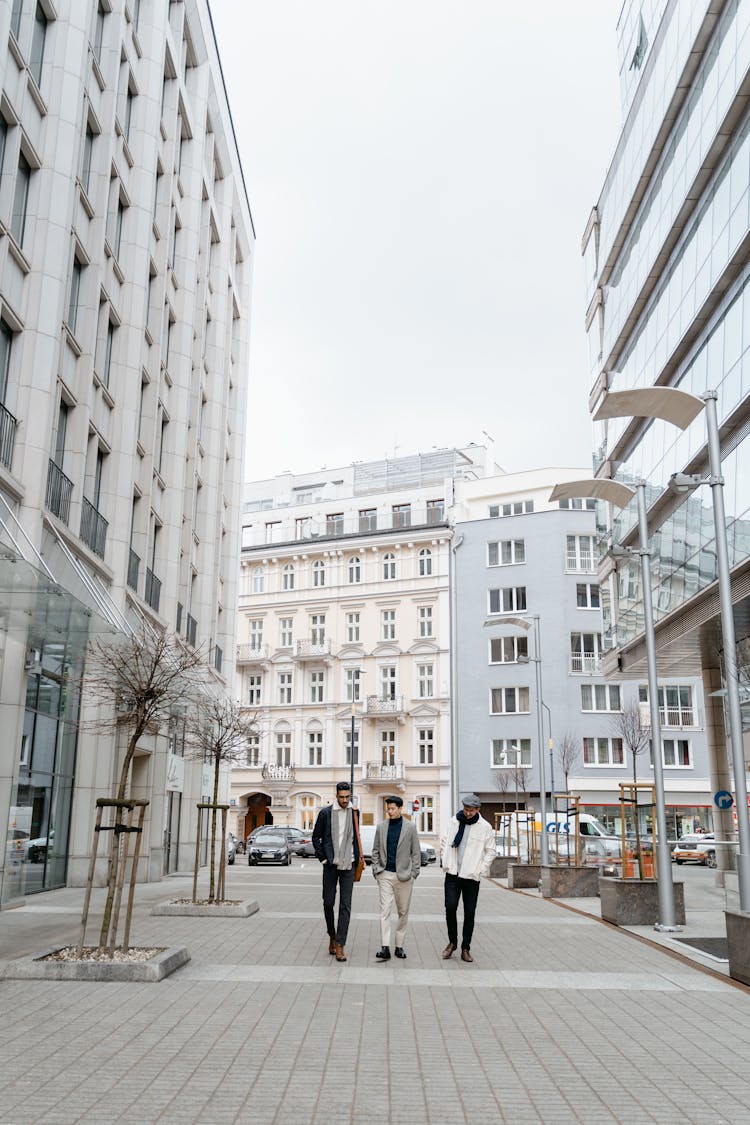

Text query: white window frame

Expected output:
[488,586,527,615]
[252,565,265,593]
[580,684,621,713]
[566,534,596,572]
[382,552,396,580]
[570,633,603,674]
[246,733,260,767]
[417,727,434,764]
[489,635,528,664]
[381,609,396,641]
[348,555,361,584]
[282,563,295,590]
[307,730,323,766]
[249,619,263,649]
[651,738,692,768]
[298,792,317,828]
[279,618,293,648]
[380,728,396,765]
[247,674,262,706]
[345,727,359,765]
[417,662,434,699]
[583,737,624,766]
[310,614,326,645]
[491,738,532,767]
[346,668,361,703]
[346,612,360,643]
[638,685,695,727]
[418,548,432,576]
[418,605,433,637]
[487,540,526,567]
[576,582,600,609]
[312,559,325,587]
[490,686,530,715]
[275,730,292,766]
[380,665,397,700]
[415,795,434,833]
[278,671,293,705]
[310,670,324,703]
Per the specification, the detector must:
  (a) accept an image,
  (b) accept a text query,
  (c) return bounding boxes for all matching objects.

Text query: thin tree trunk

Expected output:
[633,758,644,879]
[209,757,220,902]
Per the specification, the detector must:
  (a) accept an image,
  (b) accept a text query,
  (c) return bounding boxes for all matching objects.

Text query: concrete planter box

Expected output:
[599,878,686,926]
[3,945,190,982]
[725,910,750,985]
[541,864,599,899]
[151,898,259,918]
[507,863,541,889]
[490,856,518,879]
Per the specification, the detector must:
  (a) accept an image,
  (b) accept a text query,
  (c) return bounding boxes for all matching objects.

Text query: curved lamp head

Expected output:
[593,387,704,430]
[549,478,635,510]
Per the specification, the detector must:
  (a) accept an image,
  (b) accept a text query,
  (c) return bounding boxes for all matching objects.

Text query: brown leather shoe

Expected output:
[461,948,474,963]
[442,943,457,959]
[328,936,336,955]
[334,943,347,962]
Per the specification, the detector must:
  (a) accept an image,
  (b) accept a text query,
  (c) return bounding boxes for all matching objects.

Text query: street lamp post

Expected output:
[593,385,750,913]
[550,474,680,929]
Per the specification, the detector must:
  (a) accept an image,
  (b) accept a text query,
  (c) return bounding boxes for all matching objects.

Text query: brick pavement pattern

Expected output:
[1,863,749,1123]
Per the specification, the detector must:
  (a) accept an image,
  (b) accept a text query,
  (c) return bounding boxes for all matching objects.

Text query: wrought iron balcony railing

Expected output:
[236,642,270,663]
[144,567,162,613]
[262,763,295,782]
[569,652,602,675]
[45,459,73,524]
[0,401,18,470]
[365,694,405,715]
[365,761,406,781]
[294,639,332,659]
[127,548,140,592]
[80,497,108,558]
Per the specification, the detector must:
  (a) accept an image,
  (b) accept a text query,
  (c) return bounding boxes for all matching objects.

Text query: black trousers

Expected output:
[444,872,480,950]
[322,864,355,945]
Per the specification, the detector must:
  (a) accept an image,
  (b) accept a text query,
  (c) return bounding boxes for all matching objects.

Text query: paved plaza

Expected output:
[1,862,749,1124]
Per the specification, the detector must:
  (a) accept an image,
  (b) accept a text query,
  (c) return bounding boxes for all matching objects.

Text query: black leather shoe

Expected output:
[375,946,391,960]
[394,947,406,959]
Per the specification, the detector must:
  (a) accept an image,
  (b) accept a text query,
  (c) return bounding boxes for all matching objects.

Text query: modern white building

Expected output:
[1,0,253,903]
[231,447,496,847]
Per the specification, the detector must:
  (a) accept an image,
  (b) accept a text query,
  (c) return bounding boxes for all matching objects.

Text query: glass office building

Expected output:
[584,2,750,817]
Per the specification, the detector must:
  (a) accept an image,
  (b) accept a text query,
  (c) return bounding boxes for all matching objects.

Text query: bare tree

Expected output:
[80,624,207,951]
[556,731,580,794]
[185,695,258,903]
[611,700,651,877]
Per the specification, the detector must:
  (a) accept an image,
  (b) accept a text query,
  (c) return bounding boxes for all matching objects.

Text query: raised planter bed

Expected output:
[490,856,518,879]
[599,877,686,926]
[151,898,259,918]
[541,864,599,899]
[2,945,190,982]
[507,862,541,889]
[725,909,750,985]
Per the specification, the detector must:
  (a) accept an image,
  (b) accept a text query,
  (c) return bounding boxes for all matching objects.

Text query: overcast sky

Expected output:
[209,1,624,482]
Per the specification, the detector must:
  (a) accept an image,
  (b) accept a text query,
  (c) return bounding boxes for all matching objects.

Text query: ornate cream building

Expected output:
[231,447,495,846]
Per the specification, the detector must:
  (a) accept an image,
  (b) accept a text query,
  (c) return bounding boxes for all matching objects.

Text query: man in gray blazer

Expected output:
[371,795,421,961]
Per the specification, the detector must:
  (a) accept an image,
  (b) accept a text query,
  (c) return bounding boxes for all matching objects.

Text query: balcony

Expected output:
[127,549,140,592]
[0,401,18,470]
[186,613,198,648]
[570,652,602,675]
[144,567,162,613]
[566,554,595,573]
[236,642,270,665]
[364,761,406,787]
[294,639,333,662]
[262,763,295,784]
[364,694,406,721]
[80,497,108,558]
[45,459,73,525]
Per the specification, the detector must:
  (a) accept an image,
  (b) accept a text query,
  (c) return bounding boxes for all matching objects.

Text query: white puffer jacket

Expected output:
[440,815,496,881]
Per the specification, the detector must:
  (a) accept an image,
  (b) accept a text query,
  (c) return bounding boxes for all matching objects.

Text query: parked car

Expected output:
[420,844,436,866]
[226,837,236,866]
[247,833,292,866]
[230,833,245,855]
[672,834,716,867]
[247,826,314,857]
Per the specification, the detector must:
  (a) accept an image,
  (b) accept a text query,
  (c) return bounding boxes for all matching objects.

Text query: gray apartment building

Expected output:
[453,470,711,839]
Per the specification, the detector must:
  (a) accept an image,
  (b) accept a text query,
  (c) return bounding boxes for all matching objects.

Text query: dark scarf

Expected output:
[451,810,479,848]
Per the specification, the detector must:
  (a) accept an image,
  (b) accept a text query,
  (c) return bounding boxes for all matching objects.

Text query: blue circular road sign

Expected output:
[714,790,734,810]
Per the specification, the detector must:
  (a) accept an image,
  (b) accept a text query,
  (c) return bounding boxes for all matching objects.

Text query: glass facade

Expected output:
[4,640,83,901]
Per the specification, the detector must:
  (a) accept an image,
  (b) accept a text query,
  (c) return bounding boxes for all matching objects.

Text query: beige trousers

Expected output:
[377,870,414,947]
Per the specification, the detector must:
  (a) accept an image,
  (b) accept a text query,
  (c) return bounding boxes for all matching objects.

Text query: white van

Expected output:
[496,811,622,870]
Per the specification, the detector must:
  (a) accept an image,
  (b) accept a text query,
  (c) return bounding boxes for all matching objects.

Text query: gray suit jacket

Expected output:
[371,817,421,881]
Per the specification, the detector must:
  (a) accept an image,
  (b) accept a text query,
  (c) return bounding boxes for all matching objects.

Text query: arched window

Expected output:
[297,793,318,831]
[418,548,432,577]
[312,559,325,587]
[348,555,361,584]
[282,563,295,591]
[415,795,434,834]
[382,552,396,580]
[252,565,265,593]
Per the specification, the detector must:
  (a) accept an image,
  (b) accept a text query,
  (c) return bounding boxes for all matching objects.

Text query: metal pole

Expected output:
[636,482,679,930]
[703,392,750,911]
[542,700,554,806]
[350,702,355,796]
[534,617,549,865]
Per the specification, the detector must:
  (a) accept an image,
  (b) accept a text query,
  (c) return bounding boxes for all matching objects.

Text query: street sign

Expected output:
[412,798,420,813]
[714,790,734,810]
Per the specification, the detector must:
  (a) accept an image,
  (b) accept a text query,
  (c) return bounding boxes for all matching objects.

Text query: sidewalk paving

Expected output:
[1,862,749,1124]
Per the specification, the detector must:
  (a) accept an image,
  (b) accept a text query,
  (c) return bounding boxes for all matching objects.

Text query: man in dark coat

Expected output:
[312,781,362,962]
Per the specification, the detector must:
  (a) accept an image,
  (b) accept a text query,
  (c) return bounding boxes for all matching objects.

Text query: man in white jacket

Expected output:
[440,793,495,962]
